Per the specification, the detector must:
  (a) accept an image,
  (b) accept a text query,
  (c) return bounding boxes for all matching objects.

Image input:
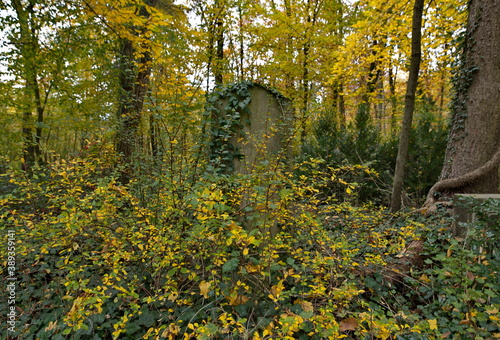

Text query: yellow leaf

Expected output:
[447,248,452,257]
[167,292,178,301]
[246,263,261,273]
[199,281,211,299]
[419,274,430,283]
[243,247,249,256]
[45,321,57,331]
[271,280,284,298]
[339,317,358,332]
[228,293,249,305]
[300,301,314,314]
[486,307,499,315]
[428,319,438,330]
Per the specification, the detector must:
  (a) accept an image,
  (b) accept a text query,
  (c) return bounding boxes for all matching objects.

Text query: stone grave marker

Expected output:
[208,82,293,174]
[207,82,293,236]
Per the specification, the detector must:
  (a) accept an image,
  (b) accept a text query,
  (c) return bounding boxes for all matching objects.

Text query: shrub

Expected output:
[1,157,498,339]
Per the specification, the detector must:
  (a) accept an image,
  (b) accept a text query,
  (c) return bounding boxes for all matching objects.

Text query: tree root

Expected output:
[422,146,500,210]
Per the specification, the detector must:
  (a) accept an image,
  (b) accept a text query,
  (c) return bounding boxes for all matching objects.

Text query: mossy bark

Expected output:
[437,0,500,195]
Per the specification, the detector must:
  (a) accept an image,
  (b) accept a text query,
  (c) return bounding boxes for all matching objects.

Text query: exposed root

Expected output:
[422,146,500,209]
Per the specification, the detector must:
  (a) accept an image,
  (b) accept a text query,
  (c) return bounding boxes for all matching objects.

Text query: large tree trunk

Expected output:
[426,0,500,202]
[390,0,424,212]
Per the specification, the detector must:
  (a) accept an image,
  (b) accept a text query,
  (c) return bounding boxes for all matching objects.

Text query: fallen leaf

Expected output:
[465,271,475,281]
[300,300,314,313]
[339,317,358,332]
[167,292,178,302]
[228,293,249,305]
[45,321,57,331]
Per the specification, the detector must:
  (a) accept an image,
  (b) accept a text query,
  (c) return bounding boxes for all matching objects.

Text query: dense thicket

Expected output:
[1,0,498,339]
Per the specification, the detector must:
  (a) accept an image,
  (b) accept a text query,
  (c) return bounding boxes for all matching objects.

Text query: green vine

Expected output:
[204,81,253,173]
[443,4,481,175]
[204,81,291,173]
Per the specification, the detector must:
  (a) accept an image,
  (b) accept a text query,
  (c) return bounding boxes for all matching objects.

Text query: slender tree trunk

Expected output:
[375,78,385,131]
[390,0,425,212]
[426,0,500,201]
[300,41,310,141]
[214,0,224,86]
[237,4,245,81]
[338,83,346,128]
[12,0,46,171]
[115,0,158,182]
[388,62,398,133]
[355,41,381,134]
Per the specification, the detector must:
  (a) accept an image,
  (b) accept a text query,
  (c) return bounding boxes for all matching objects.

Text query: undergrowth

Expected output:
[0,155,498,339]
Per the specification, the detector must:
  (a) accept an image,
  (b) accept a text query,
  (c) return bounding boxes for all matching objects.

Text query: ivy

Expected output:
[205,82,253,173]
[204,81,290,174]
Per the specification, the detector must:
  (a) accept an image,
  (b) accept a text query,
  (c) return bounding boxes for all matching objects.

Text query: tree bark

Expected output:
[426,0,500,201]
[390,0,424,212]
[115,0,158,182]
[12,0,47,171]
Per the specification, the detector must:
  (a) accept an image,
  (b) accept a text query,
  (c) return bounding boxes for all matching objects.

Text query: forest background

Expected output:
[0,0,499,339]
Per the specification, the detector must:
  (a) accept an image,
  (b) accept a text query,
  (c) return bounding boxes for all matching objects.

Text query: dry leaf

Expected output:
[465,271,475,281]
[167,292,178,301]
[339,317,358,332]
[300,300,314,313]
[45,321,57,331]
[228,293,249,305]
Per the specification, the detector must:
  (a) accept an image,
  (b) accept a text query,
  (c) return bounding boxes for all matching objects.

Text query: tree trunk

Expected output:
[12,0,45,171]
[390,0,424,212]
[355,41,381,134]
[388,62,398,133]
[212,0,225,86]
[115,0,158,182]
[426,0,500,201]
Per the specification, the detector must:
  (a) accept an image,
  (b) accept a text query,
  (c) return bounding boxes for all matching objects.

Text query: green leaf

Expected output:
[222,258,239,273]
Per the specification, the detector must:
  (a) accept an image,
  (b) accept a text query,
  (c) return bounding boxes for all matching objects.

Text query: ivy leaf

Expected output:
[222,258,239,273]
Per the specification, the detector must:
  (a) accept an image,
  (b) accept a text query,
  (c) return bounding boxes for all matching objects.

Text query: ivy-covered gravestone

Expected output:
[206,82,293,237]
[207,82,293,174]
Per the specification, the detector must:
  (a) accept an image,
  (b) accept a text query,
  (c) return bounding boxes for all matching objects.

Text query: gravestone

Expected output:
[208,82,293,174]
[207,82,293,236]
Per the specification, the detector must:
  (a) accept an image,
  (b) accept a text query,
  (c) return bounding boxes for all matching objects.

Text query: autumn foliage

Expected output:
[1,151,499,339]
[1,0,499,339]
